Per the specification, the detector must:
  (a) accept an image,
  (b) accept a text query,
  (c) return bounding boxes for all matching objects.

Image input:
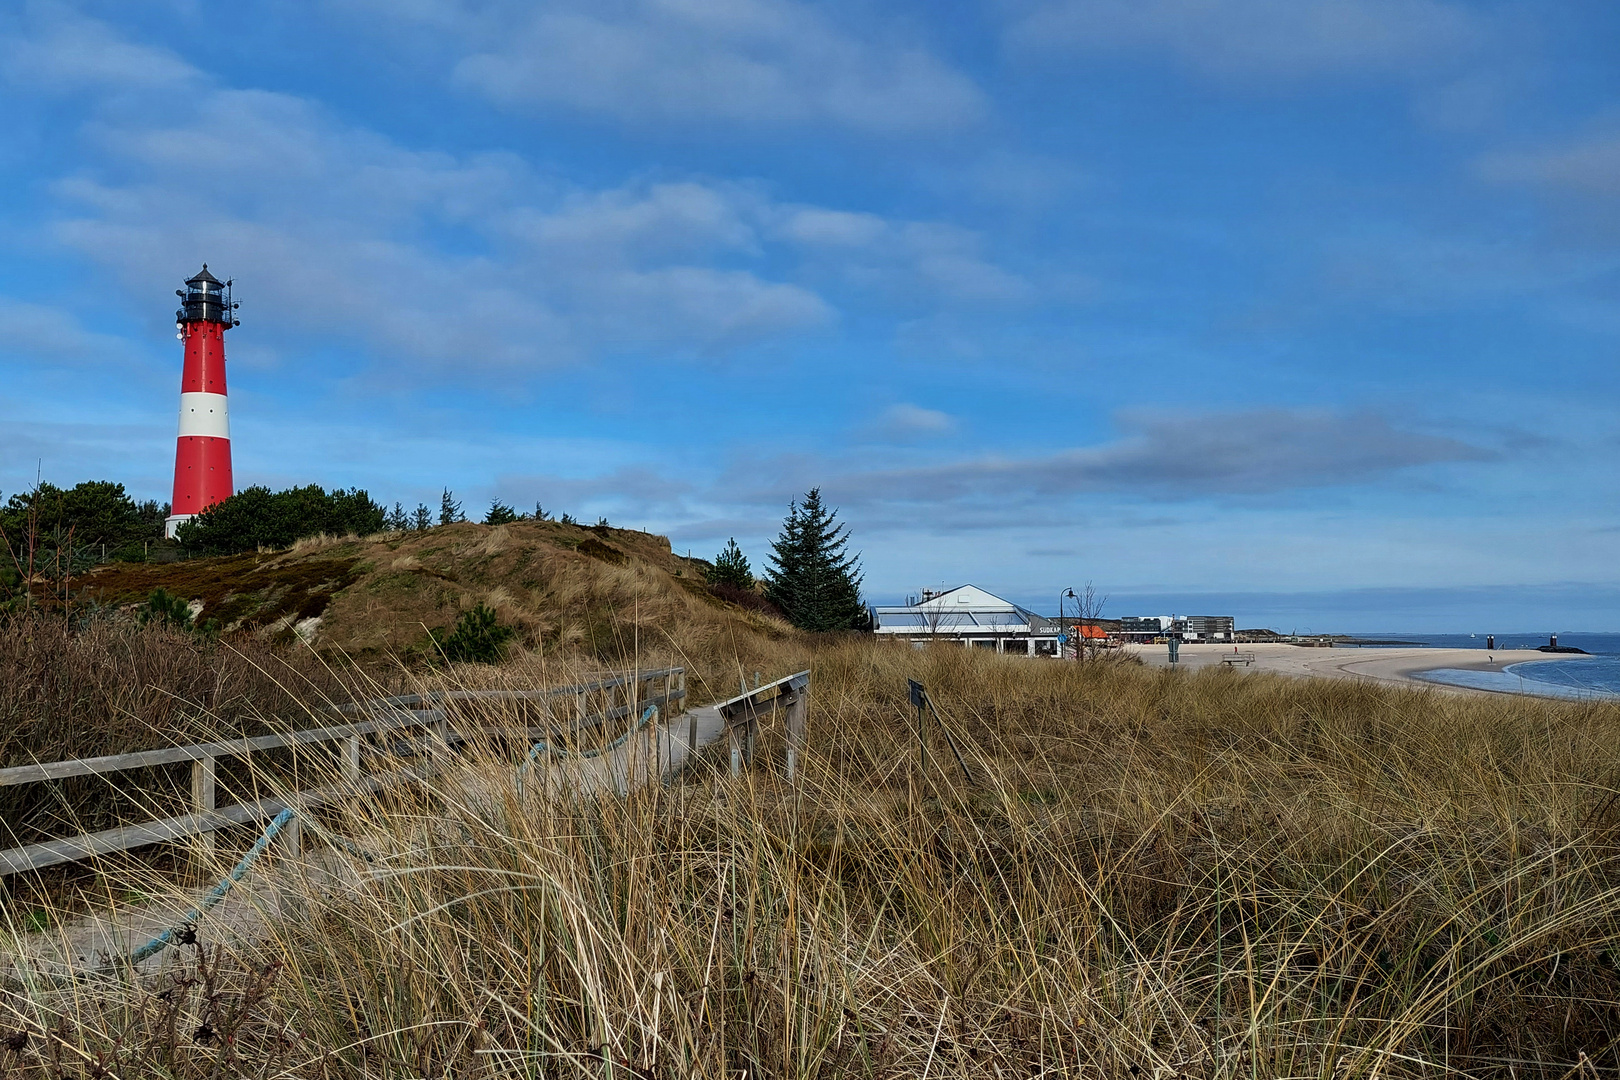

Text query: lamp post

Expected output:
[1060,588,1076,660]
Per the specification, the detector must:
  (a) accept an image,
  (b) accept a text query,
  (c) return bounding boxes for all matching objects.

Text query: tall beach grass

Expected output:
[4,637,1620,1077]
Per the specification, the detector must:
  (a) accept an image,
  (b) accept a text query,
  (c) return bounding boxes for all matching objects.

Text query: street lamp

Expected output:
[1060,588,1076,660]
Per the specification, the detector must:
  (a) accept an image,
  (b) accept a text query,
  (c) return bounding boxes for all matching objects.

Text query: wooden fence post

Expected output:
[786,687,807,784]
[687,668,698,766]
[343,735,361,782]
[283,811,302,857]
[191,756,216,866]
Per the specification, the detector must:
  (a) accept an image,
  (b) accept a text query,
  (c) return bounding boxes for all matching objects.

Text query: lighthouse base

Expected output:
[164,514,195,540]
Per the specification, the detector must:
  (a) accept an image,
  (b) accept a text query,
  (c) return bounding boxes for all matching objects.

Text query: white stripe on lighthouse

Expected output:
[176,392,230,439]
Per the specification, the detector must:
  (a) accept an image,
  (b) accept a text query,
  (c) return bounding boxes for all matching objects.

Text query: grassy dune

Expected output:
[6,635,1620,1077]
[69,521,790,673]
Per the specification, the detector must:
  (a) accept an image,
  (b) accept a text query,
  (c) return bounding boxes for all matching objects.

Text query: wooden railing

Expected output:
[710,670,810,780]
[0,667,686,877]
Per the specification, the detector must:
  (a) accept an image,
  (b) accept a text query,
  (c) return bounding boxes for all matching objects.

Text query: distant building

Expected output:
[870,585,1062,656]
[1118,614,1235,642]
[1119,616,1174,641]
[1182,615,1235,642]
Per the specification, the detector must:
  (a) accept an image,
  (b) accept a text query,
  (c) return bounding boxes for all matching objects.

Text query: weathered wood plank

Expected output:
[0,712,443,787]
[0,668,688,876]
[0,774,401,876]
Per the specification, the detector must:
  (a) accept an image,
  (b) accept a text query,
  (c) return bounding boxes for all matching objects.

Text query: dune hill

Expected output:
[74,521,795,672]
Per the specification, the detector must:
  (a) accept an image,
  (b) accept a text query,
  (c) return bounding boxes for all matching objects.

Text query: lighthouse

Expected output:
[163,265,239,539]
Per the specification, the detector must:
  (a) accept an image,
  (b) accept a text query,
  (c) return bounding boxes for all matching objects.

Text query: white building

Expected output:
[869,585,1062,656]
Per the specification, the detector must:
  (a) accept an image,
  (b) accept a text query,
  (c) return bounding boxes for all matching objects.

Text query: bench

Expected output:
[1220,652,1257,667]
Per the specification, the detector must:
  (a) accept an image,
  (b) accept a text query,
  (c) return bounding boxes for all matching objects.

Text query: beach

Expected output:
[1124,641,1591,693]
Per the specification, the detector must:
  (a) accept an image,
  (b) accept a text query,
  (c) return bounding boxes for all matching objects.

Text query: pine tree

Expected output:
[386,502,410,531]
[763,488,866,632]
[412,503,433,531]
[485,499,518,525]
[439,488,463,526]
[706,538,753,589]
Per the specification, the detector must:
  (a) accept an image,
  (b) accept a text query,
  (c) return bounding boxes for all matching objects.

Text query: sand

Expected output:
[1122,641,1591,694]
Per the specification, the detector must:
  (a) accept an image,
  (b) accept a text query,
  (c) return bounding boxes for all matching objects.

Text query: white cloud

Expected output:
[0,3,200,92]
[49,86,838,366]
[1481,126,1620,199]
[0,298,130,366]
[771,208,1031,303]
[1006,0,1486,79]
[872,403,957,439]
[428,0,987,133]
[11,10,1018,375]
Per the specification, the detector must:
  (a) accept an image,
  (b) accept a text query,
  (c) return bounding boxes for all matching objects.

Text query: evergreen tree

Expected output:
[763,488,866,632]
[175,485,386,554]
[532,502,551,521]
[386,502,410,531]
[412,503,433,531]
[706,538,753,589]
[439,488,463,526]
[1,481,167,566]
[485,499,519,525]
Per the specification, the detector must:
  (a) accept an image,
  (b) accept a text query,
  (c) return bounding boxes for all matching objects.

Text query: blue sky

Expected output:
[2,0,1618,632]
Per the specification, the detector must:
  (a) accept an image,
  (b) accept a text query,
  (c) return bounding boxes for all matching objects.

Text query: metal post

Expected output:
[191,755,216,866]
[729,724,741,777]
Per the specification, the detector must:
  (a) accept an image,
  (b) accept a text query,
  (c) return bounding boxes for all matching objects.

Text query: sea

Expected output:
[1340,633,1620,701]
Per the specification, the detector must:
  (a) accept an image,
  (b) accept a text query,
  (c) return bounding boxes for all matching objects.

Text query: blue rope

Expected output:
[124,700,663,969]
[125,807,297,967]
[516,704,659,793]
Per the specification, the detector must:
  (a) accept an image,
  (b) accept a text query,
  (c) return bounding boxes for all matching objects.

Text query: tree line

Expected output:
[0,480,601,567]
[3,479,871,634]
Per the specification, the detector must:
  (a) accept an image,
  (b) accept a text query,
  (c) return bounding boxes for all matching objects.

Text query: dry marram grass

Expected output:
[5,638,1620,1077]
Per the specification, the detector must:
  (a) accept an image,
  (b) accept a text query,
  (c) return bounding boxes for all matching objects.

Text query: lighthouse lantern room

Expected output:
[164,265,240,538]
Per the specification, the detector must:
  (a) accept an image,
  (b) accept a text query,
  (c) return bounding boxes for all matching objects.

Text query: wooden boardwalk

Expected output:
[1,669,809,983]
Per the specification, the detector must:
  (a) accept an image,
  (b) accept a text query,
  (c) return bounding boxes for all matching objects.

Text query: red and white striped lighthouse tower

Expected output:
[163,265,239,538]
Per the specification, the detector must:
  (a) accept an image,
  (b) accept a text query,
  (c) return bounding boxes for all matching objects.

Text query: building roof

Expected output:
[871,584,1051,635]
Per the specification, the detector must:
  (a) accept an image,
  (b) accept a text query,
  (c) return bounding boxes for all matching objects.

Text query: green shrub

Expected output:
[138,587,193,629]
[431,604,514,664]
